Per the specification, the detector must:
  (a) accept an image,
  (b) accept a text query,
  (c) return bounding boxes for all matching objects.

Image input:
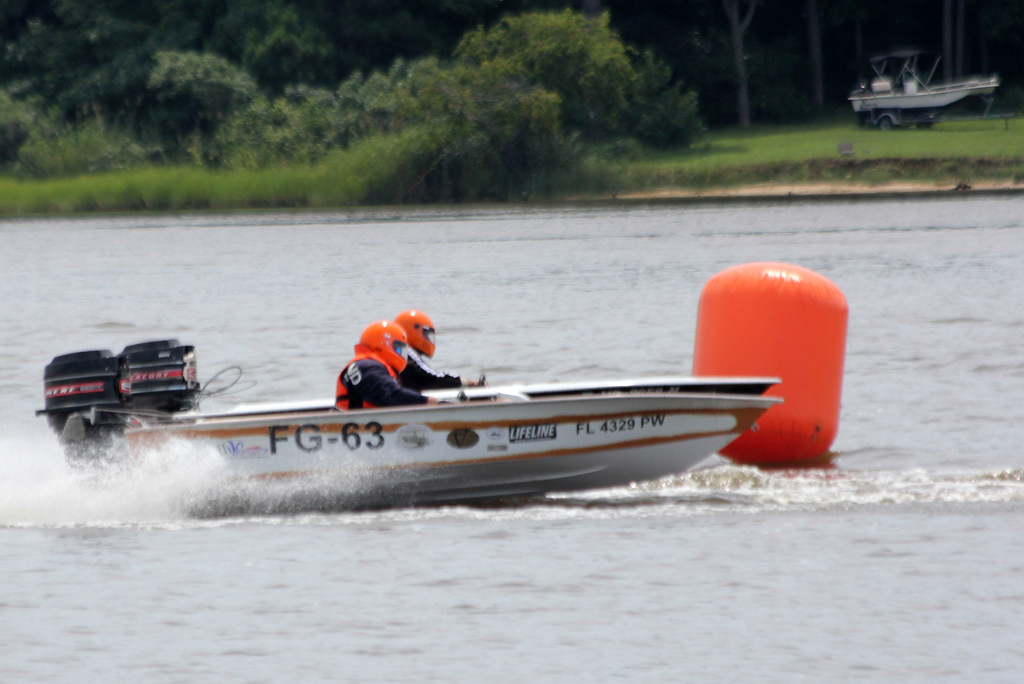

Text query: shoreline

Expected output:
[605,179,1024,202]
[4,178,1023,219]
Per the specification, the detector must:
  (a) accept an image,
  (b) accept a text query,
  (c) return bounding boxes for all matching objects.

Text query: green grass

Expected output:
[0,127,446,215]
[656,118,1022,167]
[0,166,322,215]
[604,116,1024,191]
[2,116,1022,215]
[0,157,379,215]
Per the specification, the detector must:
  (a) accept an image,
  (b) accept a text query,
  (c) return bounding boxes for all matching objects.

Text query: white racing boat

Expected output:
[38,340,780,509]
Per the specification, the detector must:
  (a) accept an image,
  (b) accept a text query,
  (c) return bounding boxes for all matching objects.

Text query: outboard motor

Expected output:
[40,349,127,462]
[42,349,123,434]
[119,339,200,413]
[39,339,201,464]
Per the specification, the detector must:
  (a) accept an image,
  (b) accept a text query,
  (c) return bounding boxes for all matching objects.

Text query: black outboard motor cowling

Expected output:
[119,339,200,413]
[42,349,124,436]
[39,339,201,463]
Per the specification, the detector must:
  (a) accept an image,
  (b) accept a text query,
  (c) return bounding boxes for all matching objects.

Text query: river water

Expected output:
[2,195,1023,682]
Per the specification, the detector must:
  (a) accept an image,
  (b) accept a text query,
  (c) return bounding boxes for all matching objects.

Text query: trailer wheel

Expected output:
[877,115,894,131]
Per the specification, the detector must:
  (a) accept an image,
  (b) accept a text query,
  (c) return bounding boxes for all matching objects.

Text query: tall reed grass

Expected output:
[0,135,399,215]
[2,118,1021,215]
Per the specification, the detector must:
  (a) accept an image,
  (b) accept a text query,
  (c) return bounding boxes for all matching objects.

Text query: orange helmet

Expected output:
[359,320,409,373]
[394,310,436,357]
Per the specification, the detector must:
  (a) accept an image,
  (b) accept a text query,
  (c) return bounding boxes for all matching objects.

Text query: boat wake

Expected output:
[184,469,403,518]
[0,432,224,527]
[543,461,1024,513]
[0,432,404,525]
[3,432,1023,526]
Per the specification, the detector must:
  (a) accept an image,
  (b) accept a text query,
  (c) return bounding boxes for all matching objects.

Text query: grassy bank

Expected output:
[2,117,1022,215]
[605,117,1024,194]
[0,130,428,214]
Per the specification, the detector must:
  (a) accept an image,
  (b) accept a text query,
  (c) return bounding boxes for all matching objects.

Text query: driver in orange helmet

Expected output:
[336,320,438,410]
[393,310,483,392]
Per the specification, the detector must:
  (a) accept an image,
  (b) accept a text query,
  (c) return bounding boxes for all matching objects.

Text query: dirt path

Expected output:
[613,179,1024,201]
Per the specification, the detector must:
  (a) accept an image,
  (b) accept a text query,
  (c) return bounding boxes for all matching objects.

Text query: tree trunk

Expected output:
[943,0,954,80]
[722,0,758,128]
[955,0,966,75]
[806,0,824,109]
[854,16,863,68]
[979,21,990,73]
[581,0,602,18]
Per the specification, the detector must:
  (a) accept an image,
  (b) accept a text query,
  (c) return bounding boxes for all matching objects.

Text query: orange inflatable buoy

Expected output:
[692,262,848,467]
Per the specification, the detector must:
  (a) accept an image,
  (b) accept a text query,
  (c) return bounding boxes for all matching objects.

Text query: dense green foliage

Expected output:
[2,118,1020,216]
[0,91,34,163]
[1,0,1022,203]
[3,8,694,200]
[456,10,633,138]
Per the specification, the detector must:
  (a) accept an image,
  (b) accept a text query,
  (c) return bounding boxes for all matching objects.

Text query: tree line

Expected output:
[1,0,1021,194]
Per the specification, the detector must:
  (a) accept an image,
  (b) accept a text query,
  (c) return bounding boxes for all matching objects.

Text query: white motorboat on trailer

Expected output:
[38,340,780,508]
[848,49,999,129]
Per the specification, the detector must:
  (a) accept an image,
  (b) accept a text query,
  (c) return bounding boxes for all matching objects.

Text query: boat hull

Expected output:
[125,391,779,507]
[849,77,999,112]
